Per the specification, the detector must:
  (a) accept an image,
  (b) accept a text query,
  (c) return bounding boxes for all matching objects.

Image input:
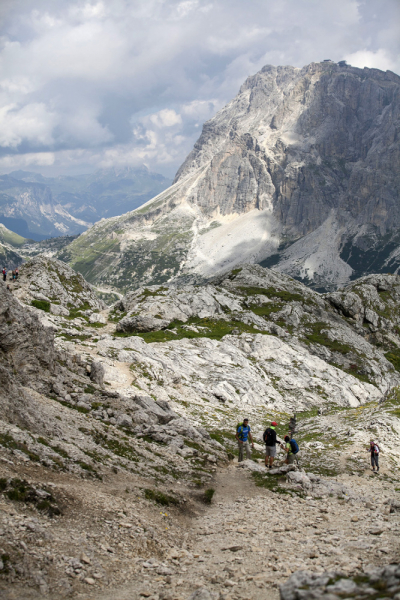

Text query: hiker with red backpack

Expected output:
[263,421,282,468]
[368,439,380,472]
[2,267,6,282]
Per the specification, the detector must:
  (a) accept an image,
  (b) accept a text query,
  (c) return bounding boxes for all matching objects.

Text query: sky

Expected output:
[0,0,399,178]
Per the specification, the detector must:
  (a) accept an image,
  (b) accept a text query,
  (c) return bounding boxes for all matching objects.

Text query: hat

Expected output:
[271,421,277,426]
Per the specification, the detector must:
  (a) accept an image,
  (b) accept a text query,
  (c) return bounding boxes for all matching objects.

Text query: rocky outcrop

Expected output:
[115,284,243,333]
[280,564,400,599]
[61,62,400,292]
[12,255,105,314]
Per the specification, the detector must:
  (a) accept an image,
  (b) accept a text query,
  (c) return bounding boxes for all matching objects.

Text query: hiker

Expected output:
[283,435,300,464]
[15,267,19,280]
[11,270,15,280]
[368,439,380,472]
[263,421,280,468]
[2,267,6,282]
[236,418,254,462]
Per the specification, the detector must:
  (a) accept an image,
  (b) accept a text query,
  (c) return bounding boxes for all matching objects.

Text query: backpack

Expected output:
[290,439,299,454]
[237,423,244,440]
[263,428,275,446]
[373,444,380,454]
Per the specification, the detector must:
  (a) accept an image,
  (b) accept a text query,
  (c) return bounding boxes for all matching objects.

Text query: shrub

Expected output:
[31,299,50,312]
[204,488,215,504]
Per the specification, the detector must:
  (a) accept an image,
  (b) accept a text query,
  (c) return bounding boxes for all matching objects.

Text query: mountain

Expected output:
[0,174,90,240]
[6,166,171,237]
[59,61,400,292]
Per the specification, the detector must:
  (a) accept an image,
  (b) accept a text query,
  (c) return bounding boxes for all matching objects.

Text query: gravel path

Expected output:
[91,463,400,600]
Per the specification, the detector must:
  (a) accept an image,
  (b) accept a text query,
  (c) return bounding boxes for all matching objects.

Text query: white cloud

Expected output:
[344,48,397,72]
[0,0,398,177]
[148,109,183,128]
[0,102,56,147]
[0,151,55,170]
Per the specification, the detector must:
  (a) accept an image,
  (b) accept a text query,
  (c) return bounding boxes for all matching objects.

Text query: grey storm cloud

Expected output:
[0,0,399,176]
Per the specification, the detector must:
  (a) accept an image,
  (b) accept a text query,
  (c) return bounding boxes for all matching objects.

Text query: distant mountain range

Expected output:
[58,61,400,292]
[0,166,171,240]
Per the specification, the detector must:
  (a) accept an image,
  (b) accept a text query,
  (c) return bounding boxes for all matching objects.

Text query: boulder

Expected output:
[117,314,170,333]
[89,313,106,324]
[90,362,105,386]
[116,414,133,428]
[133,394,177,424]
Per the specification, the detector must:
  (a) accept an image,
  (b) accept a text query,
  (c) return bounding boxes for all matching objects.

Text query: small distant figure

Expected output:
[283,435,300,465]
[2,267,6,282]
[15,267,19,280]
[11,270,15,280]
[368,439,380,472]
[289,413,297,433]
[6,284,11,293]
[236,418,254,462]
[263,421,280,469]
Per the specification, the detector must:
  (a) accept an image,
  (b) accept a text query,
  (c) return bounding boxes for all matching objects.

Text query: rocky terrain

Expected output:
[58,61,400,293]
[1,257,400,599]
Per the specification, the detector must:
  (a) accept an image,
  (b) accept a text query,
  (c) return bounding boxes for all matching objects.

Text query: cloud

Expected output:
[0,0,398,177]
[344,48,397,72]
[0,102,56,147]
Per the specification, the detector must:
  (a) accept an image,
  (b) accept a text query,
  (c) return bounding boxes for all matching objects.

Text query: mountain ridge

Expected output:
[0,166,171,240]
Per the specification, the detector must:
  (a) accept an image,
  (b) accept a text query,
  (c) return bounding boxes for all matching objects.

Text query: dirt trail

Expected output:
[94,464,280,600]
[92,459,400,600]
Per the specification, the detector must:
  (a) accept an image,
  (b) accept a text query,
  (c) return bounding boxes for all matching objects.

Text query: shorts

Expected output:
[287,453,297,464]
[265,445,277,457]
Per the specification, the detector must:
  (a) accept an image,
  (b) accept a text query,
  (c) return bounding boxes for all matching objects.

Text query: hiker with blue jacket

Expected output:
[236,418,254,462]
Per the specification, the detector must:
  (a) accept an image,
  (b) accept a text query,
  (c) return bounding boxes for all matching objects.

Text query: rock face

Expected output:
[60,62,400,292]
[12,255,106,314]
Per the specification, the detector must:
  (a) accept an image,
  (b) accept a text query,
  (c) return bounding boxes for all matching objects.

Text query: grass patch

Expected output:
[303,322,351,354]
[238,286,303,302]
[116,316,264,343]
[54,398,89,414]
[139,287,168,300]
[67,302,92,320]
[91,431,139,463]
[385,348,400,372]
[144,488,179,506]
[31,299,50,312]
[0,432,39,462]
[249,303,283,318]
[84,385,96,394]
[0,478,61,516]
[252,471,297,496]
